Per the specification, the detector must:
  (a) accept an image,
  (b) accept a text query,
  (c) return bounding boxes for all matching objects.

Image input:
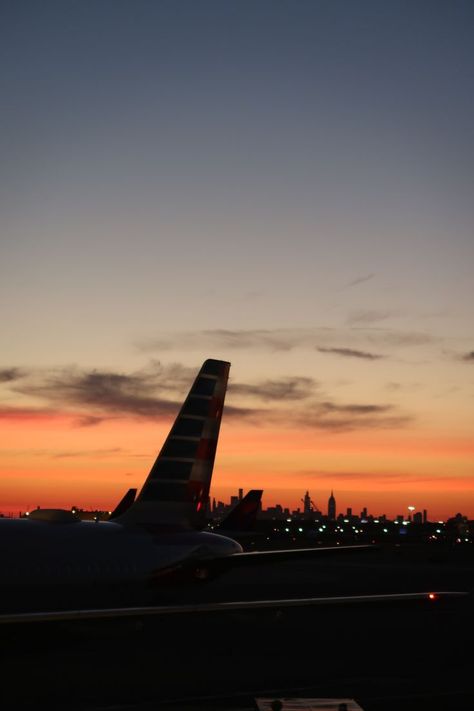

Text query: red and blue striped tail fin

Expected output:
[115,359,230,530]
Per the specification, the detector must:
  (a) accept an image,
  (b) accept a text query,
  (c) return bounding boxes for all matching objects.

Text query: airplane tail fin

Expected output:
[216,490,263,533]
[115,359,230,530]
[109,488,137,520]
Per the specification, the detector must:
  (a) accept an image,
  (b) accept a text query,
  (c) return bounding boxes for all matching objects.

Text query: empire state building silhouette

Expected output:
[328,490,336,520]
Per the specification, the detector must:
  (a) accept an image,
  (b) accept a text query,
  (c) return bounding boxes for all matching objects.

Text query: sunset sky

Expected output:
[1,1,473,519]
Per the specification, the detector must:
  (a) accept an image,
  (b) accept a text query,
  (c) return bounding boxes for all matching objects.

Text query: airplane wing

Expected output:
[228,544,376,565]
[0,591,468,625]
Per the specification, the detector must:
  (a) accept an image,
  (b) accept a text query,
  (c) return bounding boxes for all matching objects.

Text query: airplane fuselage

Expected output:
[0,518,242,612]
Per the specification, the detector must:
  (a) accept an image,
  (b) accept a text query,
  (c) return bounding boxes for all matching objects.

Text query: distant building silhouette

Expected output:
[328,490,336,520]
[303,491,312,518]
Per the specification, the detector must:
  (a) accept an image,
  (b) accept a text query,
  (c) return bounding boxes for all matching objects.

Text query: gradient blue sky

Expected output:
[1,1,473,517]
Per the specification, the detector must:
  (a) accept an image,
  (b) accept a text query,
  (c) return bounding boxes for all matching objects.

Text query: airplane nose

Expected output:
[230,538,243,554]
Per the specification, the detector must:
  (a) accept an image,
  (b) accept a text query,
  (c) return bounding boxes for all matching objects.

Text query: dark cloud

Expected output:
[224,404,266,421]
[9,362,259,423]
[296,401,411,432]
[74,415,106,427]
[15,365,186,419]
[0,368,25,383]
[227,396,410,433]
[319,402,390,414]
[461,351,474,362]
[230,377,316,401]
[3,361,410,434]
[317,347,383,360]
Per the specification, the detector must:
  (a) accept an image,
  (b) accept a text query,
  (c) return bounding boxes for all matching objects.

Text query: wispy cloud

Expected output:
[294,402,411,433]
[346,310,397,325]
[53,448,124,459]
[230,377,316,401]
[136,328,331,353]
[317,347,383,360]
[0,406,54,421]
[74,415,107,427]
[343,273,375,289]
[136,327,436,354]
[352,328,435,348]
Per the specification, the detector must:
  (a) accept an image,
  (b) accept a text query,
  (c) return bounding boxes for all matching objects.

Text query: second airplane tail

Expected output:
[115,359,230,531]
[216,490,263,533]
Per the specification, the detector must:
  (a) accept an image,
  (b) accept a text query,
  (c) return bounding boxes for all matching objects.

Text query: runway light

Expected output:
[429,593,436,600]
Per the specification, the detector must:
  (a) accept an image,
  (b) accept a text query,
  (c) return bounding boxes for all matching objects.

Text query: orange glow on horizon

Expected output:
[0,416,473,520]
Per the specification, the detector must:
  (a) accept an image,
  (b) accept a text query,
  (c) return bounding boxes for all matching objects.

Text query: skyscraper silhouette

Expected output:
[328,490,336,520]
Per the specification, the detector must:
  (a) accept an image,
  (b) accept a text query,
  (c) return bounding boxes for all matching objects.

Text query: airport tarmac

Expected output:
[1,544,473,710]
